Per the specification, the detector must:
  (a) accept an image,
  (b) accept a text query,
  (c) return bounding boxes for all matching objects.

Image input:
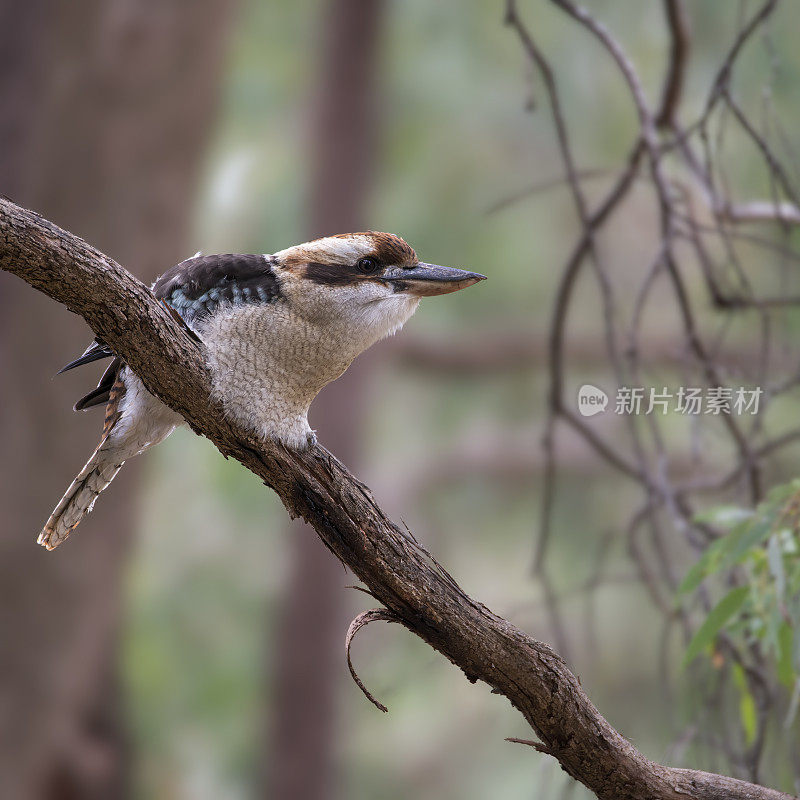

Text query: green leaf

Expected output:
[767,535,786,603]
[694,506,753,528]
[739,681,757,744]
[777,527,798,555]
[724,514,778,566]
[731,662,756,743]
[676,536,729,597]
[766,480,800,505]
[794,612,800,675]
[683,586,750,667]
[676,553,713,598]
[677,513,773,598]
[778,622,795,687]
[765,607,783,655]
[785,678,800,729]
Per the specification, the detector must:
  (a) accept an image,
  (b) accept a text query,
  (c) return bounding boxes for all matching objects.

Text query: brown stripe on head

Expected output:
[331,231,418,268]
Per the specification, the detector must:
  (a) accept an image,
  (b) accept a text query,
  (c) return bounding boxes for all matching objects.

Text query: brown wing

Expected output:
[153,253,282,322]
[65,253,280,413]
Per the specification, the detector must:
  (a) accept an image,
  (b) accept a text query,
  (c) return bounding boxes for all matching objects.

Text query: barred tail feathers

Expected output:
[37,440,124,550]
[40,364,186,550]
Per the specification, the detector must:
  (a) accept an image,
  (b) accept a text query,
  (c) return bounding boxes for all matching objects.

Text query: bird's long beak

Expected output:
[382,262,487,297]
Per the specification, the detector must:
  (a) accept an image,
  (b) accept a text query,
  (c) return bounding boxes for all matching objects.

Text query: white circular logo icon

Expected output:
[577,384,608,417]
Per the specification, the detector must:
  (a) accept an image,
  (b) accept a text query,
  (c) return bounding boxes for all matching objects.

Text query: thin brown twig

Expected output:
[655,0,690,127]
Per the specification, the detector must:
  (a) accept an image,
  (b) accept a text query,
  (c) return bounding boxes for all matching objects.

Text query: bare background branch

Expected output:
[501,0,800,789]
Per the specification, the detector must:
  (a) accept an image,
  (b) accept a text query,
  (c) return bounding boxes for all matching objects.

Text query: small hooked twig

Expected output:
[345,608,403,713]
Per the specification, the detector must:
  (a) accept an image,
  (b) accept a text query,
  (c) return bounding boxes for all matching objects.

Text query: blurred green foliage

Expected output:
[678,483,800,731]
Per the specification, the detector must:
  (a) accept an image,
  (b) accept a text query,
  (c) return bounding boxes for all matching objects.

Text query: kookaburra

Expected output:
[39,231,485,550]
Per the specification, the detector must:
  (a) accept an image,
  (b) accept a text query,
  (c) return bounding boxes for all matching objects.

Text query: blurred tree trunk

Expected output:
[0,1,234,797]
[264,2,386,798]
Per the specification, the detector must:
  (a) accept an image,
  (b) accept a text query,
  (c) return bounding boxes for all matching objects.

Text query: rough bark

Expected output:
[1,197,794,800]
[265,2,385,798]
[0,1,234,796]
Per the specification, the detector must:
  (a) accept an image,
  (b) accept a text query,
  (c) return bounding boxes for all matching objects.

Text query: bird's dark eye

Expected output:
[356,257,380,274]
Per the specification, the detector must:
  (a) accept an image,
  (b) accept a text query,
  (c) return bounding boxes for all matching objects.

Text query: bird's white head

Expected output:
[272,231,485,347]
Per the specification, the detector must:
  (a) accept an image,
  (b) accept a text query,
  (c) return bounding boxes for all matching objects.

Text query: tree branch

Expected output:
[655,0,690,127]
[0,197,793,800]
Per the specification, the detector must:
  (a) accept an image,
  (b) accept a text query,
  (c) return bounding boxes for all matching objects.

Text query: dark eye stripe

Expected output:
[303,261,377,287]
